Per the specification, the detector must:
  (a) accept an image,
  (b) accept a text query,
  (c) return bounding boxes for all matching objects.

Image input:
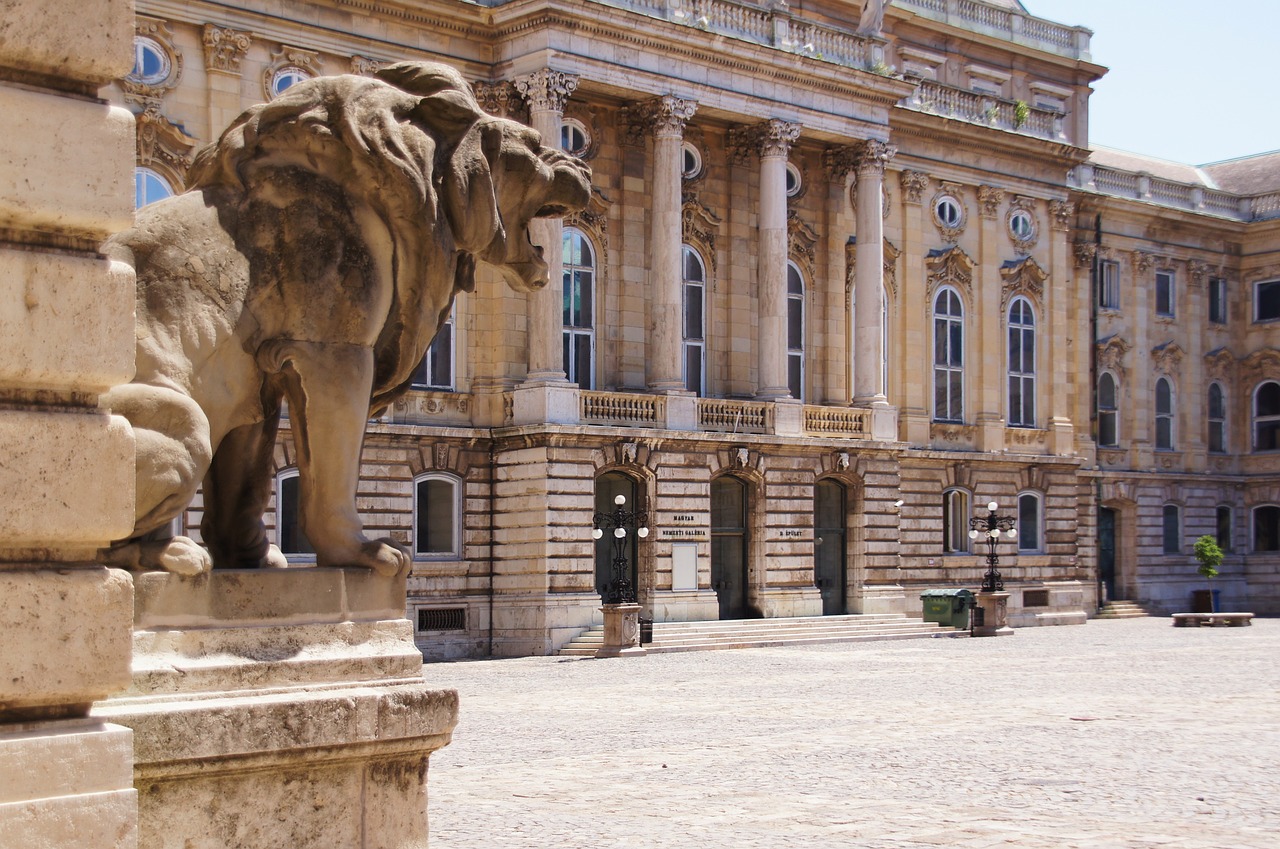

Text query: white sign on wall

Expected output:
[671,542,699,592]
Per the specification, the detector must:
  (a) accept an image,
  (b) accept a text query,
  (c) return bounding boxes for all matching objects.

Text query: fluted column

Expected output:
[852,140,895,406]
[515,68,579,384]
[734,120,801,399]
[639,96,698,392]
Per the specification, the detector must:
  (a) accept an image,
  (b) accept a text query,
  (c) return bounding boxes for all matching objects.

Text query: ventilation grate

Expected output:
[417,607,466,631]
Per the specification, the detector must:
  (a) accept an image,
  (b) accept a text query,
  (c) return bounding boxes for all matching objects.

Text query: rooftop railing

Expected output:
[896,0,1090,60]
[903,80,1065,141]
[1073,164,1280,223]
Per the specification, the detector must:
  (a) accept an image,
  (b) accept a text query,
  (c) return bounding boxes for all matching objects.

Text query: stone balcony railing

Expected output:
[896,0,1091,60]
[1072,164,1280,222]
[581,390,666,426]
[902,80,1065,141]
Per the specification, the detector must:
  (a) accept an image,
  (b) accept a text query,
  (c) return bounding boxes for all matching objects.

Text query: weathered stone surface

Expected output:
[0,85,134,238]
[0,0,134,84]
[0,569,133,717]
[0,410,135,548]
[0,248,134,393]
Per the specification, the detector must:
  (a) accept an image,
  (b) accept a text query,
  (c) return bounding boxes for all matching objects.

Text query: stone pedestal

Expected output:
[511,382,581,425]
[596,603,646,658]
[93,568,458,849]
[973,591,1014,637]
[852,583,908,615]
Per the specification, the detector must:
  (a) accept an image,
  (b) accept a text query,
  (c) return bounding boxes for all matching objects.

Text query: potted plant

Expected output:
[1193,535,1223,613]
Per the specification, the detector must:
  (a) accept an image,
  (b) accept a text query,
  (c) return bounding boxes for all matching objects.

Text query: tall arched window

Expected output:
[135,167,173,208]
[1162,503,1181,554]
[1253,504,1280,552]
[275,469,314,558]
[933,288,964,422]
[942,488,971,553]
[1097,372,1119,447]
[682,245,706,396]
[1007,298,1036,427]
[787,261,805,401]
[562,228,595,388]
[1253,381,1280,451]
[1017,491,1042,553]
[1208,382,1227,453]
[1155,377,1174,450]
[414,473,461,559]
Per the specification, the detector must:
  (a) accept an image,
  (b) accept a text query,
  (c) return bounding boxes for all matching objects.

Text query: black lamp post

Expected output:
[968,500,1017,593]
[592,494,649,605]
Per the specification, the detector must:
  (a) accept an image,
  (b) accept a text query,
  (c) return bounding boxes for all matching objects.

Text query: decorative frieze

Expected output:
[999,256,1047,312]
[514,68,579,114]
[977,185,1005,219]
[1072,242,1097,268]
[926,246,975,299]
[1151,341,1185,377]
[1095,334,1131,379]
[1187,259,1213,287]
[203,24,252,73]
[1134,251,1158,275]
[899,170,929,203]
[1048,199,1074,230]
[135,108,198,189]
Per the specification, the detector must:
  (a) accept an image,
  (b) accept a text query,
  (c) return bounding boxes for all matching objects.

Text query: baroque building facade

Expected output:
[111,0,1280,658]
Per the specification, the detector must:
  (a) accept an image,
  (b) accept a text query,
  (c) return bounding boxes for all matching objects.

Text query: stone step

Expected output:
[1096,600,1151,619]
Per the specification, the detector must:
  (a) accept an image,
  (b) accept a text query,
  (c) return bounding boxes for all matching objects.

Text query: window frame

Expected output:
[1252,381,1280,452]
[1216,504,1234,553]
[560,118,591,157]
[942,488,972,554]
[1155,376,1175,451]
[1207,382,1227,454]
[269,65,312,98]
[932,287,965,423]
[275,468,315,561]
[1155,270,1176,318]
[1099,259,1120,310]
[682,244,707,396]
[134,167,173,209]
[1097,371,1119,447]
[1254,279,1280,323]
[784,162,802,198]
[1161,503,1181,555]
[786,261,805,401]
[562,227,596,389]
[681,142,703,180]
[411,301,456,391]
[129,36,171,85]
[1253,504,1280,553]
[1209,276,1228,324]
[1007,296,1036,428]
[413,472,462,560]
[1016,491,1043,554]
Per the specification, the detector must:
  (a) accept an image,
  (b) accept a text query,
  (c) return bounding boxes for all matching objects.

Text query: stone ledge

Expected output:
[0,0,134,85]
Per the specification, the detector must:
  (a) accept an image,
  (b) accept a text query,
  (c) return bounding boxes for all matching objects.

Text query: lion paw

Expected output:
[154,536,213,577]
[262,544,290,569]
[363,539,411,578]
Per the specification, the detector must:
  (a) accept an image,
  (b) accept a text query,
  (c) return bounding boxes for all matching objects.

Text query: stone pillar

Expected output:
[733,120,801,399]
[821,146,858,406]
[1048,199,1077,456]
[0,3,139,846]
[898,169,931,444]
[202,25,253,142]
[639,96,698,393]
[973,591,1014,637]
[596,603,646,657]
[976,185,1005,453]
[852,140,898,439]
[515,68,579,386]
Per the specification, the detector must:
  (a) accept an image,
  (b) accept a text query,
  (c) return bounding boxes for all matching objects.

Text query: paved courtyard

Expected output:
[422,618,1279,849]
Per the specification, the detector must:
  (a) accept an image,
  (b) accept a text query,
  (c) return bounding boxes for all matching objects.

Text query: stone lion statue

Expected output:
[101,62,591,577]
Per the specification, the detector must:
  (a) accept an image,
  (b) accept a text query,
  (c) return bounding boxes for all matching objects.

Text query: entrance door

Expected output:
[711,476,749,619]
[594,473,638,601]
[814,480,847,615]
[1098,506,1117,602]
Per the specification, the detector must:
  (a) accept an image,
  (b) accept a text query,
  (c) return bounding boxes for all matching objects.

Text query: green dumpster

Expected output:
[920,588,975,629]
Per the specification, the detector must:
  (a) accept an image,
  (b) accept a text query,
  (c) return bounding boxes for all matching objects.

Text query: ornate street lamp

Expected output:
[969,500,1017,593]
[592,494,649,605]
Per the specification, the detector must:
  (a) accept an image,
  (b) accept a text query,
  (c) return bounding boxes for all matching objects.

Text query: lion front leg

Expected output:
[263,339,410,578]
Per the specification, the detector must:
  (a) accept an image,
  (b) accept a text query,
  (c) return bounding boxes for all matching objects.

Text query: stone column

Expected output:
[0,3,139,847]
[202,25,253,143]
[898,169,931,444]
[976,184,1005,453]
[734,120,801,399]
[822,146,859,406]
[641,96,698,393]
[852,140,898,439]
[515,68,579,386]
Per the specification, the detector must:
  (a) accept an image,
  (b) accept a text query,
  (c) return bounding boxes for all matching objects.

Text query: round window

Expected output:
[270,67,311,98]
[560,119,590,157]
[130,37,170,85]
[936,196,962,228]
[785,162,802,197]
[681,142,702,179]
[1009,209,1035,241]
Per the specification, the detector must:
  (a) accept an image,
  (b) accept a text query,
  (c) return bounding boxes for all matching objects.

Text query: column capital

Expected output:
[899,169,929,204]
[620,95,698,144]
[203,24,253,74]
[822,145,860,182]
[1048,199,1074,231]
[514,68,580,114]
[977,185,1005,218]
[471,80,526,120]
[853,139,896,176]
[729,119,802,163]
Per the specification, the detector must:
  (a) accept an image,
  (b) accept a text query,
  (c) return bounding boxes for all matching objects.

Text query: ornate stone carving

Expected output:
[618,95,698,145]
[514,68,579,114]
[977,185,1005,219]
[566,189,612,272]
[835,451,850,471]
[1134,251,1158,275]
[853,139,896,176]
[1073,242,1097,268]
[728,120,801,163]
[472,80,527,121]
[1151,341,1185,377]
[1187,259,1212,287]
[1204,346,1237,383]
[899,169,929,203]
[931,182,967,243]
[733,447,751,469]
[350,55,385,77]
[1006,195,1039,254]
[203,24,252,74]
[787,211,819,270]
[926,246,975,300]
[99,61,592,577]
[822,145,859,182]
[262,46,322,100]
[1048,199,1074,230]
[846,237,901,299]
[136,107,198,189]
[434,443,450,469]
[1096,335,1131,378]
[1240,348,1280,385]
[125,18,183,109]
[682,192,723,270]
[622,442,639,465]
[999,256,1047,313]
[1099,479,1136,504]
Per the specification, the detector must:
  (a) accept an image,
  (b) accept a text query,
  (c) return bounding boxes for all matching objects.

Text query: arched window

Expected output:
[562,228,595,388]
[414,473,461,559]
[942,488,971,554]
[412,301,456,390]
[1207,383,1227,453]
[787,261,805,401]
[1254,505,1280,552]
[1155,377,1174,450]
[682,245,706,396]
[1017,491,1042,553]
[1008,297,1036,427]
[135,167,173,208]
[275,469,314,558]
[1253,381,1280,451]
[1216,504,1233,553]
[1097,372,1118,447]
[933,288,964,422]
[1162,504,1181,554]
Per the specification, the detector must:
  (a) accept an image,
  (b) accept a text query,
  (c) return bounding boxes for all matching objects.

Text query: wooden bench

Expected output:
[1172,612,1254,627]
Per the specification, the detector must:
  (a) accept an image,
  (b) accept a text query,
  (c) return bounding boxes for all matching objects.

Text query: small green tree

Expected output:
[1193,535,1223,612]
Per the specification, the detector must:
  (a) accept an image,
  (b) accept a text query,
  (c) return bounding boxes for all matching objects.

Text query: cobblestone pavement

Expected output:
[422,618,1280,849]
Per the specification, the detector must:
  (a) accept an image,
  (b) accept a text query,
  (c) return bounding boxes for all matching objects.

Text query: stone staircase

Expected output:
[1094,600,1151,619]
[557,613,966,656]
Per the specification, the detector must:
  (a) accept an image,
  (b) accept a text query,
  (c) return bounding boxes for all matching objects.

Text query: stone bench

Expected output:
[1172,612,1254,627]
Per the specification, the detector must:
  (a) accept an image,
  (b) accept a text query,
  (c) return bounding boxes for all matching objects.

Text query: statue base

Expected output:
[595,603,646,658]
[93,568,457,849]
[973,591,1014,637]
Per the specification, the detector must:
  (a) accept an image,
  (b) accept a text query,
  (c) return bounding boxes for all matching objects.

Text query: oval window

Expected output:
[785,162,802,197]
[936,196,962,228]
[130,37,170,85]
[682,142,702,179]
[561,118,590,157]
[1010,209,1035,241]
[270,66,311,97]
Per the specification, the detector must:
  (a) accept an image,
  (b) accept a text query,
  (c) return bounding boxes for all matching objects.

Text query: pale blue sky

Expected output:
[1021,0,1278,165]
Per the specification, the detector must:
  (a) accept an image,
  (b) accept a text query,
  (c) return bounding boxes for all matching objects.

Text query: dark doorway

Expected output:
[1099,506,1117,602]
[711,476,750,619]
[594,472,638,600]
[814,480,847,615]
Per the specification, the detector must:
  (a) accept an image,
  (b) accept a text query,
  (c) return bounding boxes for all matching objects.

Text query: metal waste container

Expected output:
[920,588,974,629]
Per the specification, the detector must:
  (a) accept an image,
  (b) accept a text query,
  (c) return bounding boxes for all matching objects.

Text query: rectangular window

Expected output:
[1017,494,1041,553]
[1155,271,1175,317]
[1099,260,1120,310]
[1162,505,1180,554]
[942,490,970,554]
[415,477,459,558]
[1254,280,1280,322]
[412,314,454,390]
[1216,505,1233,553]
[1209,277,1228,324]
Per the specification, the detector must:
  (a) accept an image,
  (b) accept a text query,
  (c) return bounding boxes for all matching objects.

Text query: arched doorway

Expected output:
[594,472,639,601]
[711,476,750,619]
[814,479,847,615]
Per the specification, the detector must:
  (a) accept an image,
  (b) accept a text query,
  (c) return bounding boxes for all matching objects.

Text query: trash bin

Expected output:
[1190,589,1221,613]
[639,616,654,645]
[920,589,974,629]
